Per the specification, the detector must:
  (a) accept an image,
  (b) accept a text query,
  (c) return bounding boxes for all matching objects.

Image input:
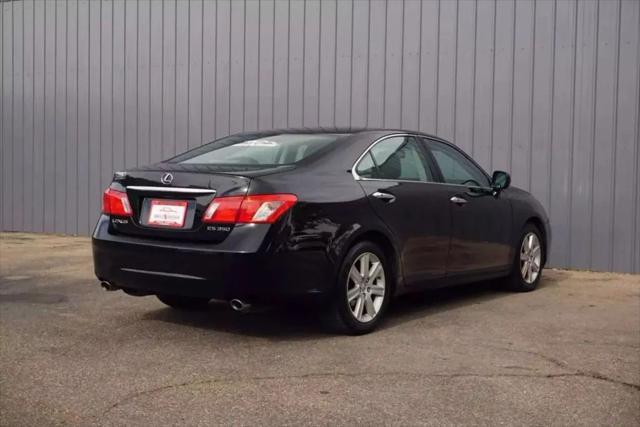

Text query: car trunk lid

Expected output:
[108,167,251,242]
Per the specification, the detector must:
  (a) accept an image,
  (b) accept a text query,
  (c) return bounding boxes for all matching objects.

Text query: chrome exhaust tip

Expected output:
[230,299,251,312]
[100,281,119,291]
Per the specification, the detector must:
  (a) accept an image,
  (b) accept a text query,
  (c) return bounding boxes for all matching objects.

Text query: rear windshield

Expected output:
[169,133,348,166]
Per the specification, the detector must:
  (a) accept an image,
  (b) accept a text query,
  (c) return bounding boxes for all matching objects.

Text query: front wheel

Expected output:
[504,224,545,292]
[157,294,210,310]
[323,241,392,335]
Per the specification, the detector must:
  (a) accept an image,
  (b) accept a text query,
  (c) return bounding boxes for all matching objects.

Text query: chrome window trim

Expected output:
[126,186,216,194]
[351,133,493,191]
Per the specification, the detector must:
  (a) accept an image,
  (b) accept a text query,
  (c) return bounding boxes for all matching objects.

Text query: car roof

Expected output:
[227,127,447,142]
[214,127,459,173]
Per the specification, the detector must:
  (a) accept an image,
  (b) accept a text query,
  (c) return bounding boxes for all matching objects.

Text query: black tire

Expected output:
[156,294,210,310]
[323,241,392,335]
[504,223,545,292]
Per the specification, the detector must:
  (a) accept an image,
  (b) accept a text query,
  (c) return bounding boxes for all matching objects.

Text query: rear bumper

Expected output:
[92,215,335,303]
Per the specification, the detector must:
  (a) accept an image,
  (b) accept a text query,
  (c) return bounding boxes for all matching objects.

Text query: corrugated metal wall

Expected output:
[1,0,639,273]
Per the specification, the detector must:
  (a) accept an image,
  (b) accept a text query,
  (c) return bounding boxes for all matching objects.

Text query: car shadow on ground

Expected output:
[381,272,563,331]
[141,272,565,340]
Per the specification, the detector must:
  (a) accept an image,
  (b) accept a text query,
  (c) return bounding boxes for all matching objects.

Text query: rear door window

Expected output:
[355,136,434,182]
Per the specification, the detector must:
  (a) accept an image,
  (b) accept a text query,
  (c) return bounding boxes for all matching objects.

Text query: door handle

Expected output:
[372,191,396,203]
[450,196,467,205]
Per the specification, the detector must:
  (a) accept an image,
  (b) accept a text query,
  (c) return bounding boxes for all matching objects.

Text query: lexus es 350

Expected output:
[92,129,550,334]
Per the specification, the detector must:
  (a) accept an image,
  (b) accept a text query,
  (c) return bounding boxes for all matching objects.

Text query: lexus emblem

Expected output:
[161,173,174,185]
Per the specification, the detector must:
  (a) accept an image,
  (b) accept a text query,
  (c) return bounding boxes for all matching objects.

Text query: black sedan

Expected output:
[93,129,550,334]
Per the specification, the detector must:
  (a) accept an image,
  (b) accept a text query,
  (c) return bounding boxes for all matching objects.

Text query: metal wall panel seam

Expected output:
[330,1,339,125]
[40,2,45,232]
[160,0,163,159]
[64,0,69,233]
[199,0,203,143]
[382,0,387,127]
[242,0,246,131]
[398,0,404,129]
[609,0,622,272]
[136,0,139,166]
[21,0,27,231]
[452,0,458,144]
[301,0,306,126]
[31,0,37,231]
[365,0,371,127]
[317,0,322,126]
[470,0,478,157]
[1,3,3,230]
[52,0,57,233]
[507,0,515,177]
[1,3,5,231]
[60,0,67,233]
[124,0,128,171]
[270,0,275,128]
[634,5,640,273]
[11,1,16,231]
[147,0,151,165]
[257,0,261,128]
[110,0,114,187]
[75,0,79,233]
[567,0,579,266]
[173,0,177,153]
[286,0,290,126]
[86,0,90,233]
[588,0,601,267]
[415,0,422,131]
[12,0,16,231]
[488,0,497,172]
[547,0,557,212]
[527,0,537,193]
[187,0,191,144]
[215,0,218,136]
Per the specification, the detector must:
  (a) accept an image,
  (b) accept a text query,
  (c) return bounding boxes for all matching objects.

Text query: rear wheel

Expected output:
[504,224,544,292]
[324,241,392,334]
[157,294,210,310]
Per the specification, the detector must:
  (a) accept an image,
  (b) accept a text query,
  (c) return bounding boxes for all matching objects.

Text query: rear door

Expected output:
[110,168,250,242]
[422,138,513,275]
[354,135,451,286]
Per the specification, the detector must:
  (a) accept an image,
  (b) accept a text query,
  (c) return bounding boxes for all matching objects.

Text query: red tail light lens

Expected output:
[202,194,297,224]
[102,188,133,216]
[202,196,244,224]
[237,194,298,223]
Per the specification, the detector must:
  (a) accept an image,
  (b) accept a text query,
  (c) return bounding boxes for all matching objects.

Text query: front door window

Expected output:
[426,140,490,187]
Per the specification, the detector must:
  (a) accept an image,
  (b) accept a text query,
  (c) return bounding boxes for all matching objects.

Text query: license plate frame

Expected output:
[146,199,189,228]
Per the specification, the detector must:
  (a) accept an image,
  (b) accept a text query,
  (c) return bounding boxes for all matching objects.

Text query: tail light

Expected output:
[102,188,133,216]
[202,196,244,223]
[203,194,297,224]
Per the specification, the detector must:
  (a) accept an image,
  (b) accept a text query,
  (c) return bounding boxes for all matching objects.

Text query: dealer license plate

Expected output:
[147,199,188,228]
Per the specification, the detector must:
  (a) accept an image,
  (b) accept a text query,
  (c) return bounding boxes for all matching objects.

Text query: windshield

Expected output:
[170,133,348,166]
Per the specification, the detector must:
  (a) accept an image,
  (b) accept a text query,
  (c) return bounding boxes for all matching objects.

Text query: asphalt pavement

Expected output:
[1,233,638,426]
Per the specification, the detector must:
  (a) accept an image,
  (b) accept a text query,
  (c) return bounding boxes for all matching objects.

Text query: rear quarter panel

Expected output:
[253,169,399,278]
[250,133,404,293]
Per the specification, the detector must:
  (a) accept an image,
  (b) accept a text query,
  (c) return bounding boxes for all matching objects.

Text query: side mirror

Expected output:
[491,170,511,191]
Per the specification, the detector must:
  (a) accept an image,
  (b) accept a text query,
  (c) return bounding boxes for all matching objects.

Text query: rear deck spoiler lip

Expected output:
[125,186,216,195]
[124,163,296,177]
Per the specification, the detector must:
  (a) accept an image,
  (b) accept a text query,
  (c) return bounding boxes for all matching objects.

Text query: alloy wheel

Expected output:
[347,252,386,323]
[520,232,542,284]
